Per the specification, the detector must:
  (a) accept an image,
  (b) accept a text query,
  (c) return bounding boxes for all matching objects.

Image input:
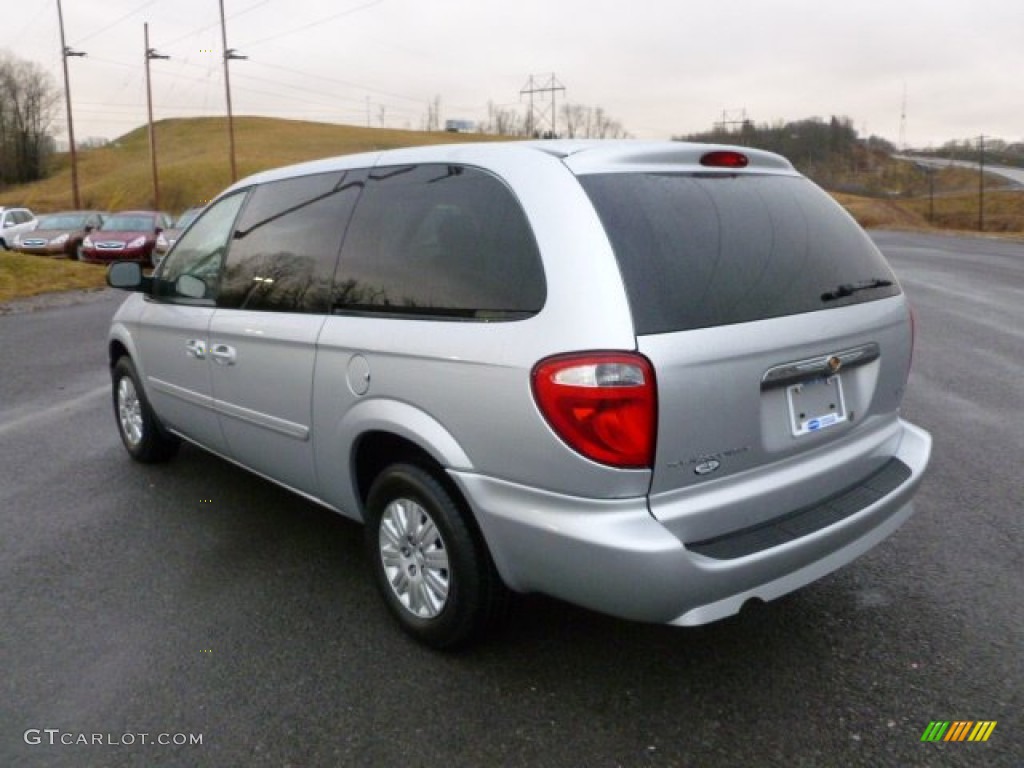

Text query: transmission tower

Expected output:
[520,73,566,138]
[714,108,748,133]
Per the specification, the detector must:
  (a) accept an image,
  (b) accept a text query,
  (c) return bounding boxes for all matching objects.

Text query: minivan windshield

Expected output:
[578,173,901,334]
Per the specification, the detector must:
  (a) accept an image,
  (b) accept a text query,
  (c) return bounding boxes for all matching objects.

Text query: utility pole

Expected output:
[520,73,565,139]
[144,23,169,210]
[219,0,246,183]
[56,0,85,209]
[898,82,907,151]
[977,134,985,232]
[928,168,935,224]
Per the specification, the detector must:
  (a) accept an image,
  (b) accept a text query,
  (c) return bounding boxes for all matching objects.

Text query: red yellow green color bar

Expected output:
[921,721,997,742]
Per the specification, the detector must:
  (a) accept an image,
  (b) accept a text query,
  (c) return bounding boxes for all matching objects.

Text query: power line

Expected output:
[71,0,160,46]
[248,59,432,106]
[155,0,277,49]
[1,1,51,49]
[239,0,386,48]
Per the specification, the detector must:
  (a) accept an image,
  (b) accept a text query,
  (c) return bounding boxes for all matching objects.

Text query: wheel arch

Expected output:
[352,431,475,532]
[109,338,131,367]
[349,428,493,568]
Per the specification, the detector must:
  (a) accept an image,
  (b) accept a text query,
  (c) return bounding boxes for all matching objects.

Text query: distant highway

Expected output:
[895,154,1024,187]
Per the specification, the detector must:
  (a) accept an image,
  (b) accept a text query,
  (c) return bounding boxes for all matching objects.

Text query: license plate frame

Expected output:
[787,374,848,436]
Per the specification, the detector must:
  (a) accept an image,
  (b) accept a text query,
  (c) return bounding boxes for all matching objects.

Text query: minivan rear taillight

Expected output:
[700,150,749,168]
[531,353,656,469]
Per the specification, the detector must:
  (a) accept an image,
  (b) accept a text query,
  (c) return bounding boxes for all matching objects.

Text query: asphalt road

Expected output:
[2,231,1021,767]
[898,155,1024,187]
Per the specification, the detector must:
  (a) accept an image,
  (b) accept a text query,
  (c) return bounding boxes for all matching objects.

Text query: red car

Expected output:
[80,210,173,266]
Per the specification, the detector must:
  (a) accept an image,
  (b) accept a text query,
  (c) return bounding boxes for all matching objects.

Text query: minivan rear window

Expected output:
[578,173,901,335]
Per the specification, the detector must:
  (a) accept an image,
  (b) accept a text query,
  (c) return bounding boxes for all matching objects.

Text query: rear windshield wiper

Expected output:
[821,278,894,302]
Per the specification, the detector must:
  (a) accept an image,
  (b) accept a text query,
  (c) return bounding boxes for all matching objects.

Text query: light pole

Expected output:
[144,23,169,210]
[219,0,247,183]
[977,135,985,232]
[915,162,936,224]
[56,0,85,209]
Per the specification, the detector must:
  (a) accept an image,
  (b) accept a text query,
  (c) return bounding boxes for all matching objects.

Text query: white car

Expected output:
[0,207,37,250]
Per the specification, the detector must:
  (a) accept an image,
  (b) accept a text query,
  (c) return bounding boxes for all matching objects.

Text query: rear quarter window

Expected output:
[334,164,545,320]
[578,173,901,334]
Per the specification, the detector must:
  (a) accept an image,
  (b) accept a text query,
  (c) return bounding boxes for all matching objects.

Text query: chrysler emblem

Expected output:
[694,459,721,476]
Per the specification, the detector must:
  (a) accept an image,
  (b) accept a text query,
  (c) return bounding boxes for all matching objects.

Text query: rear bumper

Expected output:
[451,418,931,625]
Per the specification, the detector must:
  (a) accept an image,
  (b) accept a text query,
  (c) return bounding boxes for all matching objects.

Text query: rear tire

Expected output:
[112,356,180,463]
[364,463,508,649]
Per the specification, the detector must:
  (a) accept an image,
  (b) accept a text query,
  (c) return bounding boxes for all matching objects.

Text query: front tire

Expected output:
[364,463,508,649]
[112,357,179,462]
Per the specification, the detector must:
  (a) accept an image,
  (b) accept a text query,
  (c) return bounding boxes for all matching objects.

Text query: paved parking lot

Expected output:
[1,231,1021,766]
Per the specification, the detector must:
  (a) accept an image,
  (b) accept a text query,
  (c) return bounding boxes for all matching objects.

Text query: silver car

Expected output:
[106,141,931,648]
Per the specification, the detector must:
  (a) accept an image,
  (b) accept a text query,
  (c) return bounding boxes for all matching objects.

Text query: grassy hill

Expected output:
[2,117,1020,303]
[0,117,503,214]
[1,114,1021,230]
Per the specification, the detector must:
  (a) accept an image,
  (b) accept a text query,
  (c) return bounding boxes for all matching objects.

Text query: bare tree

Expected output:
[0,51,60,187]
[479,101,526,137]
[559,103,630,139]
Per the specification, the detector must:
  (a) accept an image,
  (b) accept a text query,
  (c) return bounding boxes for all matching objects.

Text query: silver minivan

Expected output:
[107,141,931,648]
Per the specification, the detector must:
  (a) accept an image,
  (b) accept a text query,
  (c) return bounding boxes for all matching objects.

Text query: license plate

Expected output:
[787,375,847,436]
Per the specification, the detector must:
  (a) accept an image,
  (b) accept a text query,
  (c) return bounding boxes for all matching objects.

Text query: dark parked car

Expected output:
[81,210,172,266]
[13,211,106,259]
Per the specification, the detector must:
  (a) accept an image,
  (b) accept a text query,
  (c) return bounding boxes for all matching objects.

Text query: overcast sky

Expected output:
[5,0,1022,148]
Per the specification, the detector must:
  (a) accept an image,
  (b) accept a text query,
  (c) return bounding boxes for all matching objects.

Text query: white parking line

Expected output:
[0,385,109,437]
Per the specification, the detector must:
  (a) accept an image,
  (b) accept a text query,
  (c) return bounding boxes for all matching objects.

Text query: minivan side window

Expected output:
[217,171,362,313]
[334,164,545,320]
[156,191,248,302]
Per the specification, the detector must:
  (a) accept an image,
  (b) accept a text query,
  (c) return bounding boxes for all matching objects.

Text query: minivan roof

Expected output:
[225,140,798,196]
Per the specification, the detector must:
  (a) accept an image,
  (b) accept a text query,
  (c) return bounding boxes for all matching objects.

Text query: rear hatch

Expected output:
[573,149,913,532]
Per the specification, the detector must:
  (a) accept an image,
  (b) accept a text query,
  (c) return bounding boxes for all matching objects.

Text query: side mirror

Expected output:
[176,274,207,299]
[107,261,144,290]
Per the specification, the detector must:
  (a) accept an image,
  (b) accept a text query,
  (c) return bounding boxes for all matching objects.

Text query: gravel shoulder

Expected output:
[0,287,117,315]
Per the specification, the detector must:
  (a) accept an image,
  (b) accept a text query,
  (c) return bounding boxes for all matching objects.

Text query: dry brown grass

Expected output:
[834,189,1024,235]
[0,117,506,301]
[897,188,1024,233]
[832,193,932,230]
[2,118,1021,303]
[0,117,503,214]
[0,250,107,303]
